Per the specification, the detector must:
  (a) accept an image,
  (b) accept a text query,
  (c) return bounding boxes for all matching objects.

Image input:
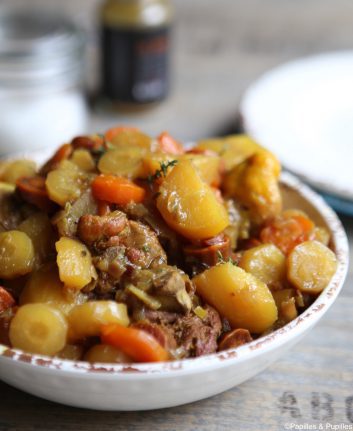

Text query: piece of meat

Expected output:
[93,246,127,281]
[77,210,127,245]
[151,267,192,313]
[218,328,253,351]
[119,220,167,268]
[131,321,177,350]
[174,305,222,357]
[123,202,181,265]
[141,309,180,325]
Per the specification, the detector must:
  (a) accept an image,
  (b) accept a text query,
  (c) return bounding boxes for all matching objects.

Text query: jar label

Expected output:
[102,26,170,103]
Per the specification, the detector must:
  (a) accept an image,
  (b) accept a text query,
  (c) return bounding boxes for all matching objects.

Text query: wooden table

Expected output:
[1,0,353,429]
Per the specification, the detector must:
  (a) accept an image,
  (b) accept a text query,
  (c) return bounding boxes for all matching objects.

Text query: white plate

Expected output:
[240,51,353,201]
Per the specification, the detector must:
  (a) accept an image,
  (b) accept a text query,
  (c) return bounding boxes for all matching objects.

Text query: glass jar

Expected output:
[100,0,172,106]
[0,6,88,156]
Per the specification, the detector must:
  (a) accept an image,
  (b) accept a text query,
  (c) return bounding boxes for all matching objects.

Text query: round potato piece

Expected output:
[98,147,146,179]
[157,160,229,240]
[84,344,131,364]
[0,231,34,279]
[287,240,337,294]
[193,262,278,333]
[239,244,286,290]
[68,301,130,340]
[9,303,68,356]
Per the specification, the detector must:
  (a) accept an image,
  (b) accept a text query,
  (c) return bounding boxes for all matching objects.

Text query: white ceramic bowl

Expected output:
[0,171,349,411]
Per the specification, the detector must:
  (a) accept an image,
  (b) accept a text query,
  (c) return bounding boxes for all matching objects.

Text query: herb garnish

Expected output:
[217,250,237,265]
[146,160,178,188]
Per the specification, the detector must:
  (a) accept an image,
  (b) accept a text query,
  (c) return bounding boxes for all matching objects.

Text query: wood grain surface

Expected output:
[1,1,353,430]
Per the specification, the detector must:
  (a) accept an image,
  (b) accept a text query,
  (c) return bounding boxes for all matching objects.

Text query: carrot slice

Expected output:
[0,287,15,313]
[105,126,140,142]
[91,174,146,205]
[260,213,315,255]
[101,324,169,363]
[157,132,185,155]
[16,176,56,212]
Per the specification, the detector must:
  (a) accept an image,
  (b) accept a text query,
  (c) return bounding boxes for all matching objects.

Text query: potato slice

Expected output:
[56,237,97,290]
[180,153,221,186]
[239,244,286,290]
[287,240,337,294]
[9,303,68,356]
[1,160,36,185]
[193,262,278,333]
[68,301,129,340]
[157,160,229,240]
[98,147,146,179]
[196,134,264,171]
[0,230,34,279]
[46,161,85,206]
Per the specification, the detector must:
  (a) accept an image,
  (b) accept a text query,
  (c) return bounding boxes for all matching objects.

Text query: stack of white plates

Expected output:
[240,51,353,216]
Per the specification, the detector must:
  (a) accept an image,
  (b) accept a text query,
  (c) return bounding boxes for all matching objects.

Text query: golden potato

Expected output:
[18,213,55,266]
[84,344,131,363]
[108,129,152,149]
[287,240,337,294]
[71,149,96,172]
[0,230,34,279]
[312,226,330,246]
[196,134,264,171]
[9,303,68,356]
[46,161,85,206]
[193,262,278,333]
[98,147,146,179]
[180,153,222,186]
[157,160,229,240]
[56,237,97,290]
[20,263,86,315]
[223,152,282,223]
[68,301,129,340]
[1,160,36,184]
[239,244,286,290]
[140,152,175,180]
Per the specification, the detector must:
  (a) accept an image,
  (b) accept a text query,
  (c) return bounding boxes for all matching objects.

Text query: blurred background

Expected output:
[1,0,353,149]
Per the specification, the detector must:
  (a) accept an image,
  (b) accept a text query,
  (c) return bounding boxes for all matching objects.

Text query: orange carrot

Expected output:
[16,176,56,212]
[105,126,140,142]
[101,324,169,363]
[260,213,315,255]
[91,174,146,205]
[0,287,15,313]
[157,131,185,155]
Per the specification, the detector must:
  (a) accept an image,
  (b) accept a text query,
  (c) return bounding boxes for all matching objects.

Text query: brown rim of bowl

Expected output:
[0,172,349,376]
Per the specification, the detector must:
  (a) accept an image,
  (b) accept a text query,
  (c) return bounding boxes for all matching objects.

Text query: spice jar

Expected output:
[0,7,88,156]
[100,0,172,106]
